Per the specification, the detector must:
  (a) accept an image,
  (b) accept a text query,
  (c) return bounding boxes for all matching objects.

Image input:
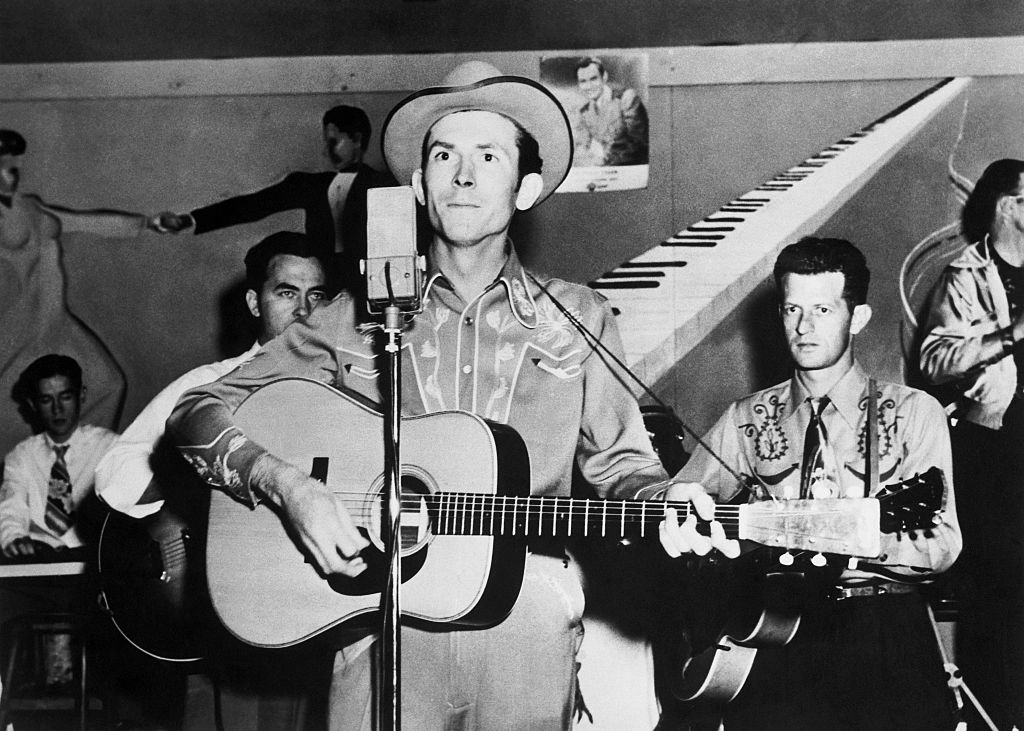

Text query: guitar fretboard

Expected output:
[423,493,733,539]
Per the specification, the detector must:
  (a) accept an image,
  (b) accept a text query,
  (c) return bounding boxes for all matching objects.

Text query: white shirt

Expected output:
[0,423,117,549]
[95,344,260,518]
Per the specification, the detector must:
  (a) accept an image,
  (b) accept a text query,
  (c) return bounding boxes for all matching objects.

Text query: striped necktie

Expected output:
[45,444,74,534]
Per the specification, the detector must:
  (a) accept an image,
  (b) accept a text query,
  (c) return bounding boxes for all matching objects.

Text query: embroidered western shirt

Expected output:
[168,248,666,504]
[677,362,960,572]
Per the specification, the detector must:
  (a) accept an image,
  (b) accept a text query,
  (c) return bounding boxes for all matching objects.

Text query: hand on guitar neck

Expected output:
[854,514,960,580]
[251,452,370,577]
[659,481,741,560]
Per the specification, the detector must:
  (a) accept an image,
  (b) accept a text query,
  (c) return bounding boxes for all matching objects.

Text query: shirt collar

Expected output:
[422,243,540,329]
[786,361,868,427]
[43,426,81,451]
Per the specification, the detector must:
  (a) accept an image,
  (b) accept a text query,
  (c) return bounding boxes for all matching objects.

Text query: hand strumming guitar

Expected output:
[250,453,369,577]
[658,481,741,560]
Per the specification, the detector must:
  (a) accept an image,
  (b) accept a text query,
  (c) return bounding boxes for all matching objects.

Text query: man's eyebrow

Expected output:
[272,282,300,291]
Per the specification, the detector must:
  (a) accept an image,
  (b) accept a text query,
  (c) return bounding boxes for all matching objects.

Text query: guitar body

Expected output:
[208,378,531,648]
[674,562,809,703]
[98,491,212,662]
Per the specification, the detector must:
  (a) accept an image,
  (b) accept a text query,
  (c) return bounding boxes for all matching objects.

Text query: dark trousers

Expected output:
[950,405,1024,730]
[718,592,956,730]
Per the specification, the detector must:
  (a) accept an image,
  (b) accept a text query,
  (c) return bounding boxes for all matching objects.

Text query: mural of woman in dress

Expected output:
[0,129,160,455]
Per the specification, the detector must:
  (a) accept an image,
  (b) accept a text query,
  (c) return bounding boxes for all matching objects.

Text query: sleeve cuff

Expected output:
[177,427,267,507]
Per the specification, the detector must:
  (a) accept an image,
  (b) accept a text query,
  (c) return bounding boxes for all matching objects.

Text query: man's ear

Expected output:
[245,289,260,318]
[79,385,87,405]
[515,173,543,211]
[412,169,426,206]
[997,194,1014,220]
[851,303,872,335]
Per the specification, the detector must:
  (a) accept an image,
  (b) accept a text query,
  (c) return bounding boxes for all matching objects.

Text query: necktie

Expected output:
[45,444,74,534]
[799,397,830,499]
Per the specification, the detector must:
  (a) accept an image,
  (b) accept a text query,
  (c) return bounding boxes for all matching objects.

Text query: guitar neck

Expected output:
[427,493,732,541]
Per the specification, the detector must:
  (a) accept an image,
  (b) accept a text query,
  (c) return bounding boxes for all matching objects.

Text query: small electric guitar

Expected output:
[672,468,945,705]
[206,378,919,648]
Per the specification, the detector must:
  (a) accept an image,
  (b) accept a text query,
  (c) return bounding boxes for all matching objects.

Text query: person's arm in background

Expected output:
[34,196,161,236]
[0,446,37,557]
[919,266,1020,384]
[154,173,308,235]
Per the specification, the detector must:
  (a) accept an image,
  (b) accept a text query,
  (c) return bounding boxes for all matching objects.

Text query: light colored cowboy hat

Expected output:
[381,61,572,206]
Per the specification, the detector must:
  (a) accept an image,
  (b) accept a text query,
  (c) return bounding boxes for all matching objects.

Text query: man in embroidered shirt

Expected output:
[0,354,116,557]
[573,56,649,167]
[661,237,962,729]
[168,61,729,730]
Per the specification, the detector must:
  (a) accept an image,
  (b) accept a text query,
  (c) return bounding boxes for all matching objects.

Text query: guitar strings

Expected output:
[309,492,749,527]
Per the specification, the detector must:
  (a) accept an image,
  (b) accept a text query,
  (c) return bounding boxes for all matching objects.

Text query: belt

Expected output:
[828,581,917,601]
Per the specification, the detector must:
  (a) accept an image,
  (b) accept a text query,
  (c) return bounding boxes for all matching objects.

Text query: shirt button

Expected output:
[462,365,472,374]
[464,316,474,326]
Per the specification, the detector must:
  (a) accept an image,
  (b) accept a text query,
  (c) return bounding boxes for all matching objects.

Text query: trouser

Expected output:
[328,552,585,731]
[950,403,1024,730]
[713,591,956,730]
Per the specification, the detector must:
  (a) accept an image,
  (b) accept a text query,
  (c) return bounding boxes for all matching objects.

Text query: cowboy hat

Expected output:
[381,61,572,206]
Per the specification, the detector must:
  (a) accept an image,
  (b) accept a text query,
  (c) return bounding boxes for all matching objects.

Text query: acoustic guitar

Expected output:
[97,438,218,663]
[98,498,213,662]
[205,378,908,649]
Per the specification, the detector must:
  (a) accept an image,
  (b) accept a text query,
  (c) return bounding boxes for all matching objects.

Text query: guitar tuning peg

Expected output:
[778,552,794,566]
[810,553,827,568]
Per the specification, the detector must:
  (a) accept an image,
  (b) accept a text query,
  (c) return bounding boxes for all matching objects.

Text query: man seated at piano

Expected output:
[0,354,116,558]
[661,237,962,729]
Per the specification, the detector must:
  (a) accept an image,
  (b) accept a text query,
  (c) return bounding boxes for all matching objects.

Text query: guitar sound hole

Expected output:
[366,471,435,556]
[397,475,431,553]
[329,473,433,597]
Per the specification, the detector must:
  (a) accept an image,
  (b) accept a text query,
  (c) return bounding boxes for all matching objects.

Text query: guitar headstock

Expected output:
[740,498,881,557]
[876,466,945,535]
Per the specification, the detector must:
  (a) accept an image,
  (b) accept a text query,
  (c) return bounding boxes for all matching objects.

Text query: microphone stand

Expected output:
[380,300,404,731]
[362,187,424,730]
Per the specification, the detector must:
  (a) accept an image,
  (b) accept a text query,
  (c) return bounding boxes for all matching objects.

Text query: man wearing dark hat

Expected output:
[155,105,395,289]
[168,61,729,729]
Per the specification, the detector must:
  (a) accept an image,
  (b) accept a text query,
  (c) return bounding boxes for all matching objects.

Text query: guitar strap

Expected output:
[865,378,879,498]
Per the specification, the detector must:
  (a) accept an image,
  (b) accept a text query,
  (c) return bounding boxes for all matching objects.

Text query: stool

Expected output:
[0,611,105,731]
